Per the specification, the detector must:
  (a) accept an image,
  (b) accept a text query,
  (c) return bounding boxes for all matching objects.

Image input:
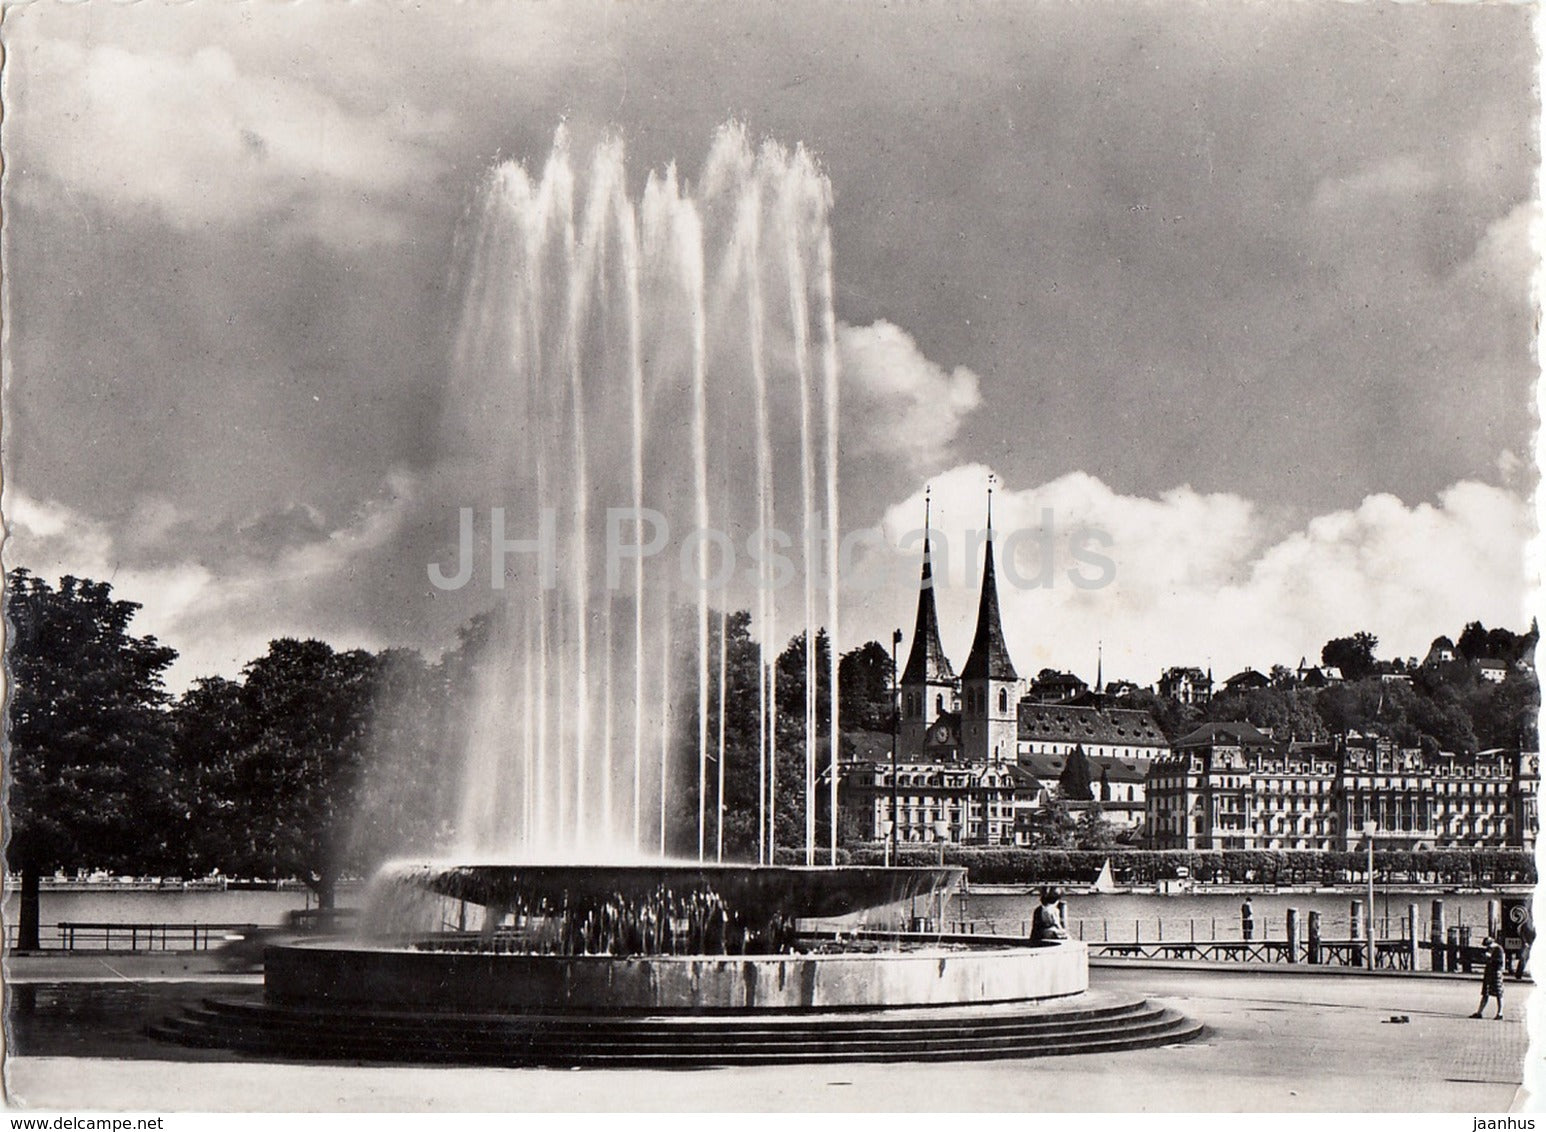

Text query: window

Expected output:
[936,693,944,713]
[999,688,1008,713]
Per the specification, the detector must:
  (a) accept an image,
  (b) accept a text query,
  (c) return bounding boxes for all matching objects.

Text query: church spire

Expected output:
[901,486,955,685]
[961,477,1018,682]
[1096,642,1104,694]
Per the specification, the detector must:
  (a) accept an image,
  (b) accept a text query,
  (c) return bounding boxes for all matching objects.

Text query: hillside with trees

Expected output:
[1137,626,1538,754]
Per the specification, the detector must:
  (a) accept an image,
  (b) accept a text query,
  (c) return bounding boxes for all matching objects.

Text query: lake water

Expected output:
[950,888,1510,942]
[1,883,1517,948]
[3,887,321,946]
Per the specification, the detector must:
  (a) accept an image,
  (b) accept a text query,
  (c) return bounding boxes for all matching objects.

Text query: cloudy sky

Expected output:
[3,0,1538,690]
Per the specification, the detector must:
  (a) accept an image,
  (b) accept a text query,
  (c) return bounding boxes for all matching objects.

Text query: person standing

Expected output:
[1471,936,1506,1019]
[1240,897,1255,942]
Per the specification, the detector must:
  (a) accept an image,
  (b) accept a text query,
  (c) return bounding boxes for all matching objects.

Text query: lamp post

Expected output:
[890,628,902,867]
[1364,820,1377,971]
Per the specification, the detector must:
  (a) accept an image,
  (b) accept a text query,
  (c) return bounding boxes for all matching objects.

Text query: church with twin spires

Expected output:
[898,487,1024,765]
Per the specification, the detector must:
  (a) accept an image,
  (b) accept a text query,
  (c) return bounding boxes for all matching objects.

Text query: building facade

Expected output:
[840,759,1026,845]
[1146,723,1539,851]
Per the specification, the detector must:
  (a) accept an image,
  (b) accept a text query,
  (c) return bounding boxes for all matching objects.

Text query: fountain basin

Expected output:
[393,861,963,923]
[265,937,1088,1014]
[153,863,1199,1063]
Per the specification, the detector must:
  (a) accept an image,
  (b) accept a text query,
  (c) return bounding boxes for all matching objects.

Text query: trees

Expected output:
[216,639,379,908]
[1322,632,1379,681]
[6,571,178,948]
[1207,686,1325,741]
[837,640,895,733]
[1027,793,1074,848]
[1058,744,1094,801]
[1075,801,1116,850]
[774,629,833,743]
[170,675,251,878]
[349,648,454,869]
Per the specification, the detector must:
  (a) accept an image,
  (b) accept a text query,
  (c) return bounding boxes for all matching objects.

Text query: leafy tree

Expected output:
[1207,686,1325,741]
[1058,744,1094,801]
[349,648,454,869]
[1027,793,1074,848]
[1454,622,1535,665]
[774,628,833,743]
[6,571,178,948]
[838,640,895,733]
[1470,671,1540,751]
[170,675,252,877]
[1075,801,1116,850]
[1322,632,1379,681]
[664,609,780,861]
[217,638,379,907]
[1457,622,1492,662]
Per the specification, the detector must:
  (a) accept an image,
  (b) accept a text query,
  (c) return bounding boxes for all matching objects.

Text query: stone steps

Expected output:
[149,991,1202,1065]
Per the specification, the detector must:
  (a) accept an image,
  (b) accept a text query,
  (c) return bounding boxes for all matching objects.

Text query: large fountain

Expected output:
[154,126,1196,1065]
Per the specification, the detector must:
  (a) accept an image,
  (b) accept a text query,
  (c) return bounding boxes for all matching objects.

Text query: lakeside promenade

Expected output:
[6,955,1533,1111]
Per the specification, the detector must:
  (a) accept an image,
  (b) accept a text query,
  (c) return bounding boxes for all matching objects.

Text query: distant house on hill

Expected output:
[1222,668,1270,694]
[1478,658,1509,684]
[1296,659,1343,687]
[1158,666,1212,705]
[1025,669,1089,703]
[1423,636,1457,666]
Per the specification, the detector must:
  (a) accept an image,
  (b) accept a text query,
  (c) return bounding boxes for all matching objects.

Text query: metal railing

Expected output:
[7,922,261,952]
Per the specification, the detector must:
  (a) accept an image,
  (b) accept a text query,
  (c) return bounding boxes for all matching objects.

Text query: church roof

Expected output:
[960,531,1018,682]
[900,531,956,686]
[1019,751,1149,784]
[1017,703,1169,748]
[1175,720,1275,748]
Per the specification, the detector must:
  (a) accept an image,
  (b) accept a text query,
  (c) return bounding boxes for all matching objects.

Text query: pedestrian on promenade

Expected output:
[1470,936,1506,1019]
[1240,897,1255,942]
[1515,916,1534,979]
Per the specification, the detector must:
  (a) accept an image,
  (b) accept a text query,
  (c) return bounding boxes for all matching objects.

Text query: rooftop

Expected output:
[1018,703,1168,747]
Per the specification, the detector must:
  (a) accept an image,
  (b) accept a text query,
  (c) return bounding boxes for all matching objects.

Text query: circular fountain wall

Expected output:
[265,862,1087,1015]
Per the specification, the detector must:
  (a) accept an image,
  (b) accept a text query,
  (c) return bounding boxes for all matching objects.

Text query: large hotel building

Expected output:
[1146,722,1537,851]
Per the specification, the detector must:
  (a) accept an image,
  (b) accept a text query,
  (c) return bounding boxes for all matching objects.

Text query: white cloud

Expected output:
[1453,200,1539,302]
[4,474,418,689]
[1310,154,1439,214]
[843,468,1532,685]
[838,320,982,471]
[11,39,451,246]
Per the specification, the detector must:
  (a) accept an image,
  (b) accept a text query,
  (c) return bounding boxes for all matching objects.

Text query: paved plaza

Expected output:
[3,956,1536,1112]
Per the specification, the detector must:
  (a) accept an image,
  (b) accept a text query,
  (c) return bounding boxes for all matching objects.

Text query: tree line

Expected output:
[3,571,895,946]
